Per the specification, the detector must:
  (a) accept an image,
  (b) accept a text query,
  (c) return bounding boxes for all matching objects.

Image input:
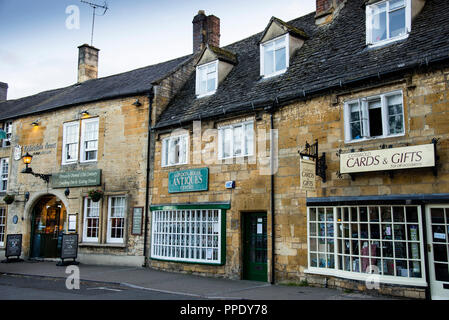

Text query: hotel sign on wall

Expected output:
[51,169,102,188]
[340,144,435,174]
[168,168,209,193]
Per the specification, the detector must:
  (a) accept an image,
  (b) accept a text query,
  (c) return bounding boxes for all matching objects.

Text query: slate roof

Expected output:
[0,54,192,121]
[155,0,449,129]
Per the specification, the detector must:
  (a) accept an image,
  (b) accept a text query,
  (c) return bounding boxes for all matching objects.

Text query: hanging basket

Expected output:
[3,194,15,205]
[88,189,103,202]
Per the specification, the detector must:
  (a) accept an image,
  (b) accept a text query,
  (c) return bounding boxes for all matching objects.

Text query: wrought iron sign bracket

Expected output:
[21,168,52,184]
[299,139,327,183]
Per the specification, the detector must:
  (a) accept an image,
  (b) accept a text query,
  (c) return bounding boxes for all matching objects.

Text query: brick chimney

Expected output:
[0,82,8,101]
[192,10,220,53]
[315,0,346,26]
[77,44,99,83]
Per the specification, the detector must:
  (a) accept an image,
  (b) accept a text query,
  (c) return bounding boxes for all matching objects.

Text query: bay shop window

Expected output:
[307,205,426,286]
[151,208,226,265]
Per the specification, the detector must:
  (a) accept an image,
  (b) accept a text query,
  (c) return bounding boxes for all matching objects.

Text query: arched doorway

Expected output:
[30,195,67,259]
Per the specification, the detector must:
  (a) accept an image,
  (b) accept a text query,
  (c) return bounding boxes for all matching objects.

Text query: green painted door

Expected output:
[243,213,267,281]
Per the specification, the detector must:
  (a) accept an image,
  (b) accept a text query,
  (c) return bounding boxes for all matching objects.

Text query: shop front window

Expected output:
[151,209,223,264]
[308,205,425,285]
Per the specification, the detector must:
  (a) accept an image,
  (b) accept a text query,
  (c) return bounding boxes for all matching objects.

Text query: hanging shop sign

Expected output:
[300,158,316,192]
[340,144,435,174]
[168,168,209,193]
[51,169,101,188]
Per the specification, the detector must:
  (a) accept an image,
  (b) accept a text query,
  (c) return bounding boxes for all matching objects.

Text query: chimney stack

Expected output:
[77,44,99,83]
[192,10,220,53]
[0,82,8,102]
[315,0,346,26]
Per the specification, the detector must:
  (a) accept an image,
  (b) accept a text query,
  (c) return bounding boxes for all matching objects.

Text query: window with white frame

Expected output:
[107,196,126,243]
[151,209,223,264]
[260,34,288,78]
[344,91,404,142]
[80,117,99,162]
[218,121,254,159]
[0,158,8,192]
[196,61,218,97]
[308,206,425,285]
[366,0,411,46]
[2,121,12,148]
[62,121,79,164]
[0,207,5,247]
[161,134,188,167]
[83,197,100,242]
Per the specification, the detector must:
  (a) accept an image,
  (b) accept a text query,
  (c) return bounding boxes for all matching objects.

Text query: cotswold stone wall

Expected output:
[4,95,150,261]
[149,66,449,299]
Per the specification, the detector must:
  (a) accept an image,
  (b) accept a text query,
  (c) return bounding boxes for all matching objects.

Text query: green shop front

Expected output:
[149,167,269,282]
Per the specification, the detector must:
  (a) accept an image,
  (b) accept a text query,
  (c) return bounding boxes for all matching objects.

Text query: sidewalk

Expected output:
[0,260,396,300]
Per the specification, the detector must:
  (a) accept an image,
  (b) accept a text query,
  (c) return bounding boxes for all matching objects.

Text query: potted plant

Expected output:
[88,189,103,202]
[3,194,15,205]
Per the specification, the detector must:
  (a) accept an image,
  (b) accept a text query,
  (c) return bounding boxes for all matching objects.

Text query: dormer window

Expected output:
[366,0,411,46]
[196,60,218,97]
[260,34,288,78]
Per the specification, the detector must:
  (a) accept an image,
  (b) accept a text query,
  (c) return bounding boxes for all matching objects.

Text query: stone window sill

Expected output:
[79,242,126,249]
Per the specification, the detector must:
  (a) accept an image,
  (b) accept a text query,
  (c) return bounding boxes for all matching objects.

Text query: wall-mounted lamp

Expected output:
[31,121,39,127]
[64,188,70,197]
[21,152,52,183]
[24,192,30,202]
[80,110,89,117]
[132,99,142,107]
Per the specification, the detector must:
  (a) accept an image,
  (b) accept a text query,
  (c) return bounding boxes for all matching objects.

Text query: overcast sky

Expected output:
[0,0,316,100]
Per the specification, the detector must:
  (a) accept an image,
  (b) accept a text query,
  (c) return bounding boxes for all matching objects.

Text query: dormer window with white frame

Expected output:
[196,60,218,98]
[366,0,411,47]
[260,34,289,78]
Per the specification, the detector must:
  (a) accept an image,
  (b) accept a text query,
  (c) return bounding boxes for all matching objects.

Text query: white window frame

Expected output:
[151,209,223,264]
[107,196,127,244]
[260,34,289,78]
[2,121,12,148]
[344,90,405,143]
[306,206,427,287]
[0,158,8,192]
[218,121,254,160]
[0,207,6,247]
[83,197,100,243]
[80,117,99,163]
[366,0,412,47]
[62,121,80,165]
[161,134,189,167]
[196,60,218,98]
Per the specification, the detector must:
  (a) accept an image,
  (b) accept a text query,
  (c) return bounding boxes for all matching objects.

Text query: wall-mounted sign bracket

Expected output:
[299,139,327,183]
[21,167,51,184]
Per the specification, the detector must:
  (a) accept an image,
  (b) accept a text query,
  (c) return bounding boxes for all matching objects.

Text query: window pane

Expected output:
[371,3,387,42]
[244,123,254,156]
[387,94,404,134]
[223,128,232,158]
[275,47,286,72]
[233,125,242,156]
[368,99,383,137]
[264,47,274,75]
[389,7,406,38]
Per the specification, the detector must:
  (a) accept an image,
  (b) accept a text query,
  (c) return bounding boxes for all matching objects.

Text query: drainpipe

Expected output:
[269,107,275,285]
[143,88,154,267]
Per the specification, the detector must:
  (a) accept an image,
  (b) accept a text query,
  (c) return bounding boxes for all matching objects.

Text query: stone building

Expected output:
[149,0,449,299]
[0,39,197,266]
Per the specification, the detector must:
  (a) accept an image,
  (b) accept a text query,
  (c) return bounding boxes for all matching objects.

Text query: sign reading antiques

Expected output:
[168,168,209,193]
[51,169,101,188]
[300,158,316,191]
[340,144,435,174]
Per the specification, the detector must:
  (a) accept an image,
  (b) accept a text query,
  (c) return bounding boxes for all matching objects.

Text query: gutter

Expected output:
[268,105,276,285]
[143,88,155,267]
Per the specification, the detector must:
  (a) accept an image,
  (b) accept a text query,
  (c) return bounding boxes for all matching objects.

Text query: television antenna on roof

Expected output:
[80,0,109,47]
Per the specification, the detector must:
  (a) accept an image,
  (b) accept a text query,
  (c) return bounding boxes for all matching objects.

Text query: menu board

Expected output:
[132,207,143,235]
[5,234,22,258]
[61,234,78,260]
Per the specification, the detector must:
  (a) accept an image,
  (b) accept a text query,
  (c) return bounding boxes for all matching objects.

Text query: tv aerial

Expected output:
[80,0,109,47]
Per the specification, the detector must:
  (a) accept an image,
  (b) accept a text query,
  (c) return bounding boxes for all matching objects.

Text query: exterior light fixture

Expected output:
[31,121,39,127]
[132,99,142,107]
[21,152,52,183]
[80,110,89,117]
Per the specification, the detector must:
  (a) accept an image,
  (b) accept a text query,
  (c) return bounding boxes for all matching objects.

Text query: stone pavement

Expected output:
[0,260,396,300]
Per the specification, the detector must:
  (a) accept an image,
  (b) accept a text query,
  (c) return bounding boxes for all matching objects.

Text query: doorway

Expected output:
[30,195,67,259]
[426,205,449,300]
[242,212,268,282]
